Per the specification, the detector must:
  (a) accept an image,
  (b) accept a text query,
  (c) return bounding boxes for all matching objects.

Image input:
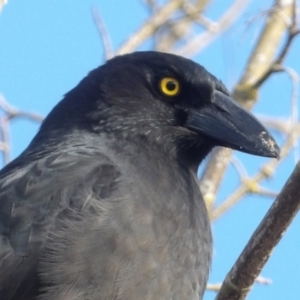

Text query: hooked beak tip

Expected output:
[259,131,280,159]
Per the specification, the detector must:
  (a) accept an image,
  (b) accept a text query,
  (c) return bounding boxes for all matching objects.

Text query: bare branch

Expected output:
[256,115,292,134]
[176,0,251,57]
[183,4,218,32]
[116,0,184,55]
[207,276,272,293]
[200,0,295,214]
[0,95,44,123]
[255,187,278,198]
[284,66,299,162]
[91,7,114,60]
[211,123,300,220]
[154,1,210,52]
[207,283,222,292]
[230,156,249,179]
[251,0,299,89]
[200,147,232,212]
[0,116,10,164]
[239,0,295,90]
[143,0,159,12]
[255,275,272,285]
[215,160,300,300]
[0,0,7,12]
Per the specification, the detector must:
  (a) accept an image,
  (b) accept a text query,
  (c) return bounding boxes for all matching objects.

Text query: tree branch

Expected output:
[200,0,295,213]
[175,0,251,57]
[211,123,300,220]
[215,160,300,300]
[91,7,114,60]
[116,0,184,55]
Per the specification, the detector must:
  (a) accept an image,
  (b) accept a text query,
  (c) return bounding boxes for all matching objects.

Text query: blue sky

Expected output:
[0,1,299,299]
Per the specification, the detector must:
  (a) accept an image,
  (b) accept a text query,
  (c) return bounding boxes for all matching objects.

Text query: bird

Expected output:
[0,51,279,300]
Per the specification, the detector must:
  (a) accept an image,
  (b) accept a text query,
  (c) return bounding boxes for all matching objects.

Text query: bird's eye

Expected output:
[159,77,180,97]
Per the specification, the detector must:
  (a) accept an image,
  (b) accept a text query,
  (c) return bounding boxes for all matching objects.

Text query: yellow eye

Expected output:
[159,77,180,96]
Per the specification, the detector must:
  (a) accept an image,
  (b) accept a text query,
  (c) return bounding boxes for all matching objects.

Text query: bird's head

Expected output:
[38,51,279,168]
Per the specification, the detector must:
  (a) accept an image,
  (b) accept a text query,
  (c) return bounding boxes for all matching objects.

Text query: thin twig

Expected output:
[0,116,10,164]
[183,4,218,32]
[256,115,291,134]
[0,0,7,12]
[284,66,299,162]
[91,7,114,60]
[176,0,251,57]
[255,186,278,198]
[116,0,184,55]
[207,276,272,293]
[211,123,300,220]
[201,0,296,215]
[230,156,249,179]
[154,1,210,52]
[0,95,44,123]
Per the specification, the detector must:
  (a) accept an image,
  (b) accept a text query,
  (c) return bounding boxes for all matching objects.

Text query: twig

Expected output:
[0,95,44,123]
[230,156,249,179]
[211,122,300,220]
[0,0,7,12]
[284,66,299,162]
[255,187,278,198]
[200,0,295,214]
[116,0,184,55]
[207,283,222,292]
[207,276,272,293]
[255,275,272,285]
[255,115,291,134]
[91,7,114,60]
[253,0,299,89]
[175,0,251,57]
[0,116,10,164]
[0,95,44,163]
[144,0,159,12]
[183,4,218,32]
[200,147,232,211]
[154,1,210,52]
[215,161,300,300]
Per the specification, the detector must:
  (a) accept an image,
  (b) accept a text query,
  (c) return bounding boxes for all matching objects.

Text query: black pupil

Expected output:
[166,81,176,91]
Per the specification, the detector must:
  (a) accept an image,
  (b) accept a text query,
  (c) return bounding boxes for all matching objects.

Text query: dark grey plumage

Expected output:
[0,51,279,299]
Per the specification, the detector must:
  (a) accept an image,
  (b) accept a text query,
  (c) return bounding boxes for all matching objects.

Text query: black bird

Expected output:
[0,51,279,300]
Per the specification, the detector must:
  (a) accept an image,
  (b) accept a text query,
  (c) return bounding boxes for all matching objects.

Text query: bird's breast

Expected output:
[100,165,212,299]
[39,152,212,299]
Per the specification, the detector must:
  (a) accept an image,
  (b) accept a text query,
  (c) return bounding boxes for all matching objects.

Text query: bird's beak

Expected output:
[185,90,280,158]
